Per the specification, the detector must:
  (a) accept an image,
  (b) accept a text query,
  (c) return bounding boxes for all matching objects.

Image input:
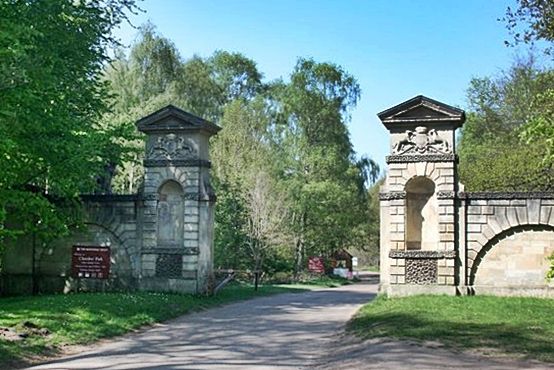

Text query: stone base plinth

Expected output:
[380,283,458,297]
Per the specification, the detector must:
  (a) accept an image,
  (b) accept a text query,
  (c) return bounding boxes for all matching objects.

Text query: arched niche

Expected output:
[157,180,184,247]
[405,176,438,250]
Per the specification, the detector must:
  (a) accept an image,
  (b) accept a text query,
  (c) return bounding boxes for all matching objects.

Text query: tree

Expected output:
[271,58,373,274]
[103,26,264,192]
[0,0,138,258]
[504,0,554,49]
[212,99,289,272]
[103,28,380,277]
[458,58,554,191]
[503,1,554,168]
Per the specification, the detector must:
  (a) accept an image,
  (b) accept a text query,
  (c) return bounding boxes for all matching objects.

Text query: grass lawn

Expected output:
[348,295,554,363]
[0,279,339,368]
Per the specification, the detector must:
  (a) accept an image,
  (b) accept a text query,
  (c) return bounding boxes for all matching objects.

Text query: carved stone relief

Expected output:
[148,134,196,160]
[392,126,451,155]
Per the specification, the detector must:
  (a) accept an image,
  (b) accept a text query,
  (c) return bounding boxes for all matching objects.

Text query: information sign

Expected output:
[71,246,111,279]
[308,256,325,274]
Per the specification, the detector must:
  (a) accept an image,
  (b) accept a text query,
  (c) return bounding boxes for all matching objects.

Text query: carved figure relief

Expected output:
[148,134,196,160]
[392,126,450,155]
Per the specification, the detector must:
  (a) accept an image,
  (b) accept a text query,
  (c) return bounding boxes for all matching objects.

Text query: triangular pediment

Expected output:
[378,95,465,129]
[395,105,450,119]
[136,105,221,135]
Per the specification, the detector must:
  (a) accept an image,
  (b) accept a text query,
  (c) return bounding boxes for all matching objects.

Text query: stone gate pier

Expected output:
[379,95,554,297]
[1,105,220,295]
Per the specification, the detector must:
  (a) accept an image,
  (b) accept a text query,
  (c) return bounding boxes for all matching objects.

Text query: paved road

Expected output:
[28,281,377,370]
[28,278,553,370]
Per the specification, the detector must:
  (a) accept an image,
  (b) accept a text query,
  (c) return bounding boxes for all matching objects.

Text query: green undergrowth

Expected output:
[0,282,319,368]
[294,274,352,287]
[348,294,554,363]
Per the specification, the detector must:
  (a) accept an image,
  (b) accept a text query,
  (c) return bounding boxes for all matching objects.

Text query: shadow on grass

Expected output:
[348,311,554,363]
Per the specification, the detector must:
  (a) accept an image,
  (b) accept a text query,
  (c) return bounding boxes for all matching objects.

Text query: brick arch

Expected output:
[468,224,554,286]
[400,162,455,194]
[37,221,135,288]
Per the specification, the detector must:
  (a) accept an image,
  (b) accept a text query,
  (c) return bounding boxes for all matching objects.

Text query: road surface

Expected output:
[28,277,552,370]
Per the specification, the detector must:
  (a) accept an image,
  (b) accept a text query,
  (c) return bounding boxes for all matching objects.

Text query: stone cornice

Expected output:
[459,192,554,200]
[379,191,406,200]
[184,192,217,202]
[143,159,212,168]
[386,154,457,163]
[141,192,216,202]
[389,250,456,259]
[81,194,138,203]
[141,247,199,255]
[436,191,456,199]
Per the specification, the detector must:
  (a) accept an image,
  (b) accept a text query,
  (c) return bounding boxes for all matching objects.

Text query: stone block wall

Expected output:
[1,105,220,296]
[1,195,139,295]
[380,156,459,295]
[460,193,554,296]
[378,96,554,297]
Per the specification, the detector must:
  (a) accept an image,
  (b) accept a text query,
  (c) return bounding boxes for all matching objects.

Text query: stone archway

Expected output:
[470,225,554,292]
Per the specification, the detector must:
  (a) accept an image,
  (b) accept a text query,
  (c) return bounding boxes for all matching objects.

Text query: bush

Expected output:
[268,271,293,284]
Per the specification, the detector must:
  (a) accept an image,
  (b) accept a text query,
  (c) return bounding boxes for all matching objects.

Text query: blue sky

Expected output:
[116,0,530,170]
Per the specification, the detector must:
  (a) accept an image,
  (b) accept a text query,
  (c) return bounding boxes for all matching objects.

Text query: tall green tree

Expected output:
[212,99,289,272]
[503,1,554,167]
[103,26,264,192]
[505,0,554,49]
[458,58,554,191]
[0,0,137,253]
[271,58,375,273]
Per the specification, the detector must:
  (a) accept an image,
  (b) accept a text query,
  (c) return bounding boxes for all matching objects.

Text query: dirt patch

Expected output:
[311,334,553,370]
[0,327,24,342]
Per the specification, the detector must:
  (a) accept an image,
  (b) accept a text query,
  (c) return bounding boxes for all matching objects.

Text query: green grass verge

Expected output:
[295,275,351,287]
[0,282,317,368]
[348,294,554,362]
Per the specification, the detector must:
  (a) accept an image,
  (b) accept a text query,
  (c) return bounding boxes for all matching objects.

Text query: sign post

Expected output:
[308,256,325,274]
[71,246,111,279]
[352,257,358,278]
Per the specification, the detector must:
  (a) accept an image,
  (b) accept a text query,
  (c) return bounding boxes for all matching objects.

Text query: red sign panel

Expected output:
[308,256,325,274]
[71,246,111,279]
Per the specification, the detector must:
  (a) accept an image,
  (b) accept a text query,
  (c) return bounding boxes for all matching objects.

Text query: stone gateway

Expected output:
[379,96,554,297]
[1,105,220,295]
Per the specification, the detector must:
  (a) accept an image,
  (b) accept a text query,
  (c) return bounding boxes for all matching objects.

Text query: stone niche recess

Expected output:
[378,95,554,297]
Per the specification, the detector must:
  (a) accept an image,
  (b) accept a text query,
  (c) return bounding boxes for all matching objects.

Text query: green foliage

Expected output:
[458,58,554,191]
[349,294,554,362]
[0,0,137,247]
[547,253,554,281]
[503,1,554,167]
[104,25,264,192]
[103,27,380,275]
[271,58,377,271]
[504,0,554,49]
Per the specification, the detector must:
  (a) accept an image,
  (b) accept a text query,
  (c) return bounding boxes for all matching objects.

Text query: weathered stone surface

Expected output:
[378,95,554,297]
